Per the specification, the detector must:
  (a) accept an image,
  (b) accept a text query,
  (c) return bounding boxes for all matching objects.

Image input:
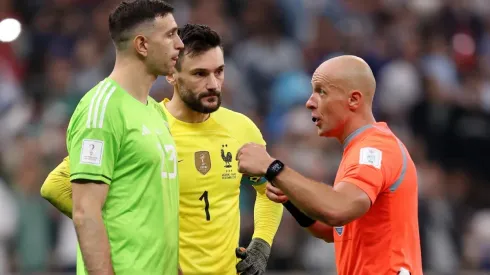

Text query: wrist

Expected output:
[264,159,285,182]
[262,158,275,175]
[250,238,271,257]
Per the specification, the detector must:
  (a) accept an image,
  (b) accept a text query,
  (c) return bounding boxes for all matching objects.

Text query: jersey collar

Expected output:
[342,124,374,150]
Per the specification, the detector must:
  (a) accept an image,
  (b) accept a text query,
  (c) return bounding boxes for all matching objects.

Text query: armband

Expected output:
[283,201,316,227]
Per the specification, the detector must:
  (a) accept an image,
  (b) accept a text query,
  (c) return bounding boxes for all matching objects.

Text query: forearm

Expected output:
[280,201,332,242]
[252,188,283,245]
[74,212,114,275]
[271,167,349,226]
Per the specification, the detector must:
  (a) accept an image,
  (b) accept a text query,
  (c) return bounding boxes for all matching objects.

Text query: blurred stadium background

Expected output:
[1,0,490,274]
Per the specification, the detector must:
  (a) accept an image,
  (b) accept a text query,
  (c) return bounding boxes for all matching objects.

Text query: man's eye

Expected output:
[319,89,326,95]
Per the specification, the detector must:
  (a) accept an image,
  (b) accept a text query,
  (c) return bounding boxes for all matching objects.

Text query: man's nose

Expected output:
[306,94,317,110]
[206,75,218,90]
[175,35,184,50]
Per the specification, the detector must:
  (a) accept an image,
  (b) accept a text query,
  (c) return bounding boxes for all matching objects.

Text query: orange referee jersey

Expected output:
[333,122,422,275]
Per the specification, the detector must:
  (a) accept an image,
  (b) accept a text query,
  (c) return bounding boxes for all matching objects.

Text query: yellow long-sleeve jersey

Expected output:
[40,99,283,275]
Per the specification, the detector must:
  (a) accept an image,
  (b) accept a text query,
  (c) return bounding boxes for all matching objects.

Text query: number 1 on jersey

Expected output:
[199,191,210,221]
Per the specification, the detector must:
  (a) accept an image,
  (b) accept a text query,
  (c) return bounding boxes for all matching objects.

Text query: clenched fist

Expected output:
[236,143,275,177]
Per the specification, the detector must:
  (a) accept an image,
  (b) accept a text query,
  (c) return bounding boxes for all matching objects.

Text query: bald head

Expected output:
[312,55,376,104]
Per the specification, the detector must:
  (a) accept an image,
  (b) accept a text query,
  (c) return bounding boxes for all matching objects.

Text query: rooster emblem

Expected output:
[221,144,233,168]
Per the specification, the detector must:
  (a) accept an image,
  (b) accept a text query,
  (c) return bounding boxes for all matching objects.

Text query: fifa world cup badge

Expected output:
[195,151,211,175]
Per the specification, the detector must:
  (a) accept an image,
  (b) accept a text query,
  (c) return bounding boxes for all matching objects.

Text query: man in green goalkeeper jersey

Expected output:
[67,1,183,274]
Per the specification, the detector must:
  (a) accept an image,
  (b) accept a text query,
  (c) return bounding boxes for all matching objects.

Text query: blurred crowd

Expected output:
[1,0,490,274]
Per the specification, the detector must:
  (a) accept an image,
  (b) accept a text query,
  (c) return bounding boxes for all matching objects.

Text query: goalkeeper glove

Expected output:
[235,238,270,275]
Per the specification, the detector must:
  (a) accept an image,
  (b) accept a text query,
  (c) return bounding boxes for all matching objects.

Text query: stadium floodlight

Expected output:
[0,18,22,43]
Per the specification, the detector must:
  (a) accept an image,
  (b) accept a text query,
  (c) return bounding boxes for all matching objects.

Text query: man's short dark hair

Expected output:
[175,24,222,70]
[109,0,174,48]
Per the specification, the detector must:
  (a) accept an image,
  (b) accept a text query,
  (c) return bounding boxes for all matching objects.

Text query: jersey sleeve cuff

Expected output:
[70,173,112,185]
[340,177,377,204]
[241,176,267,186]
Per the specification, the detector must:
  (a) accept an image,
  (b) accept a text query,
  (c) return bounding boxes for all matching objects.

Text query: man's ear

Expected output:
[166,70,177,85]
[133,35,148,57]
[348,90,362,109]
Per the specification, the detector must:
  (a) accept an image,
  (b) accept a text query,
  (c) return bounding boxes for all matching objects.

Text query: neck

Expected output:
[338,111,376,144]
[165,89,210,123]
[109,53,156,104]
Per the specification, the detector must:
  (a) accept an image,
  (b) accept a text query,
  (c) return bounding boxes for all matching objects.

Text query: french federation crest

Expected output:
[195,151,211,175]
[220,144,237,180]
[221,144,233,168]
[334,226,344,236]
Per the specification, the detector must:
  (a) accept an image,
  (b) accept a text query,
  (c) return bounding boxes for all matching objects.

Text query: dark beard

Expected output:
[179,88,222,114]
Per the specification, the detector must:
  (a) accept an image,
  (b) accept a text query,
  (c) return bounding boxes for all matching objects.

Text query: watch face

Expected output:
[271,161,282,172]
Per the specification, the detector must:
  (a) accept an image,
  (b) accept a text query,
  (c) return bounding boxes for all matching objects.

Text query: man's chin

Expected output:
[159,64,174,76]
[204,107,220,114]
[318,127,334,138]
[200,102,220,113]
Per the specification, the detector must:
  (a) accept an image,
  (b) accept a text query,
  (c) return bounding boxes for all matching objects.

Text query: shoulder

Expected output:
[69,80,124,130]
[214,107,254,124]
[214,107,264,144]
[76,80,123,113]
[344,127,401,170]
[148,97,168,122]
[355,126,400,152]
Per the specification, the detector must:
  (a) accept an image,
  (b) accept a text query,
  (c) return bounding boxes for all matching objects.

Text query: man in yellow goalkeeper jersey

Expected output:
[40,23,283,275]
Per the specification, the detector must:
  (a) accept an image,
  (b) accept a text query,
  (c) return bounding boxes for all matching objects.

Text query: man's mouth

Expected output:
[312,116,321,126]
[200,93,220,99]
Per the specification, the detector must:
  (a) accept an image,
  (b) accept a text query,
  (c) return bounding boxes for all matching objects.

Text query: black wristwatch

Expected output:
[265,159,285,182]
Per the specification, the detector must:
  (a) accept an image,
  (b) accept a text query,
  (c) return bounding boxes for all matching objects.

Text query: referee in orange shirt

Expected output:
[236,55,422,275]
